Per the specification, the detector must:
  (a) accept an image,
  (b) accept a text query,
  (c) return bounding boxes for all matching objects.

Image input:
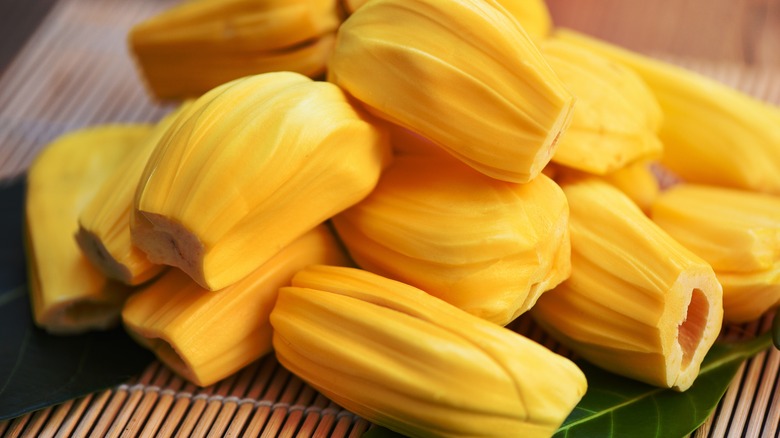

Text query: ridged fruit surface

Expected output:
[332,147,570,326]
[132,71,391,291]
[122,225,349,386]
[540,39,663,175]
[77,103,193,286]
[130,0,341,99]
[532,179,723,391]
[328,0,574,183]
[554,29,780,195]
[270,265,586,438]
[651,184,780,322]
[25,125,151,334]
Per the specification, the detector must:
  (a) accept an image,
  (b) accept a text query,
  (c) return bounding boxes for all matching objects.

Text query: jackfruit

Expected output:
[270,265,586,438]
[532,179,723,391]
[129,0,342,99]
[328,0,574,183]
[132,71,391,291]
[332,149,570,326]
[76,103,194,286]
[25,125,151,334]
[651,184,780,322]
[553,29,780,195]
[122,225,349,386]
[540,39,663,175]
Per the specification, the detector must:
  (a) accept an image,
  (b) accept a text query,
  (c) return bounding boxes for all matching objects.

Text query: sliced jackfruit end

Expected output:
[76,105,194,286]
[25,124,151,334]
[131,71,391,291]
[651,183,780,323]
[532,179,723,391]
[122,225,349,386]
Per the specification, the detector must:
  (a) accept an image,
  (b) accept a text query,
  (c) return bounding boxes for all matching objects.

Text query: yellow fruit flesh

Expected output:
[328,0,574,183]
[132,71,391,290]
[122,225,349,386]
[540,39,663,175]
[129,0,341,99]
[651,184,780,322]
[270,265,586,438]
[76,103,194,286]
[554,28,780,195]
[532,179,723,391]
[333,150,570,325]
[25,125,152,334]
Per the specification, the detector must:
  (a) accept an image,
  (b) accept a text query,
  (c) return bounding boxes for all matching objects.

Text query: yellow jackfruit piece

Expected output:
[328,0,575,183]
[540,39,663,175]
[343,0,553,39]
[132,71,391,291]
[129,0,341,100]
[332,148,570,325]
[718,264,780,323]
[270,265,586,438]
[496,0,553,39]
[532,179,723,391]
[554,29,780,195]
[25,125,152,334]
[76,103,194,286]
[547,160,660,214]
[600,161,660,214]
[651,184,780,322]
[122,225,349,386]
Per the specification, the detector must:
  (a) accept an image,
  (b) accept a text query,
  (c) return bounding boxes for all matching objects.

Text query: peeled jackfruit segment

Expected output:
[553,29,780,195]
[132,33,336,101]
[332,150,570,326]
[343,0,553,39]
[129,0,341,99]
[132,71,391,291]
[270,265,587,438]
[650,184,780,322]
[122,225,349,387]
[327,0,575,183]
[547,160,660,214]
[76,103,194,286]
[600,161,660,214]
[531,179,723,391]
[651,184,780,273]
[496,0,553,39]
[539,39,664,175]
[717,263,780,323]
[25,124,152,334]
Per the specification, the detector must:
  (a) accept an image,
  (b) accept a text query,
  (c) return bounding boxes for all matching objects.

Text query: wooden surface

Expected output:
[0,1,779,437]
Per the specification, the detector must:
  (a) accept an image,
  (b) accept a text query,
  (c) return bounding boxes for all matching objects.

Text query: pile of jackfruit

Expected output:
[24,0,780,436]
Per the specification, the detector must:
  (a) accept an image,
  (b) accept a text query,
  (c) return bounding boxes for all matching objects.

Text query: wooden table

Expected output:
[0,1,778,437]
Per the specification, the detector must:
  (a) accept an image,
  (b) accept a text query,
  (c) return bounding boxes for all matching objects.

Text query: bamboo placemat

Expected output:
[0,1,779,437]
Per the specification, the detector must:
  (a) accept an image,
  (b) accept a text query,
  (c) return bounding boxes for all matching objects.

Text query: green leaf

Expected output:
[555,333,773,438]
[0,179,154,421]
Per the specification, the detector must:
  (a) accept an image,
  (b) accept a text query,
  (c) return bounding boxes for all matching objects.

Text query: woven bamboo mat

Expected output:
[0,1,779,437]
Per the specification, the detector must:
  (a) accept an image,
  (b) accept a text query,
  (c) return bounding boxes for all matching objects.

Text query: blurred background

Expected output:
[547,0,780,67]
[1,0,778,74]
